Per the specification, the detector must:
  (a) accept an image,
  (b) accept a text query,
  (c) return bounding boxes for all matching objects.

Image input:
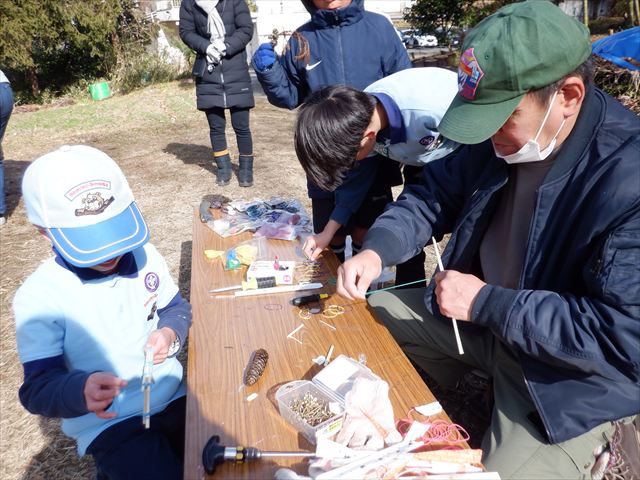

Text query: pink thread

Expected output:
[396,408,470,446]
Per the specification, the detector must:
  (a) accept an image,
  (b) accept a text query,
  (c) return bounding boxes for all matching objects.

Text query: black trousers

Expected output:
[205,106,252,155]
[87,397,186,480]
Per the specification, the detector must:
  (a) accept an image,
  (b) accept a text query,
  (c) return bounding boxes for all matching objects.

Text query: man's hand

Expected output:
[337,249,382,300]
[253,43,276,71]
[84,372,127,419]
[146,327,177,364]
[303,230,333,260]
[434,270,486,321]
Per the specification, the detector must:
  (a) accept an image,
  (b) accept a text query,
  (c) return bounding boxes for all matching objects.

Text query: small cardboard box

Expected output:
[246,260,295,285]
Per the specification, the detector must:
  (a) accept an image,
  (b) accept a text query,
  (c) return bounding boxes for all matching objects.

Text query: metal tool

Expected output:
[291,293,329,306]
[199,199,214,223]
[202,435,316,475]
[141,346,154,428]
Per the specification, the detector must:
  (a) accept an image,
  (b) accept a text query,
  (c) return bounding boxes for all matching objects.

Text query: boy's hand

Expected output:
[84,372,127,419]
[146,327,177,364]
[303,231,332,260]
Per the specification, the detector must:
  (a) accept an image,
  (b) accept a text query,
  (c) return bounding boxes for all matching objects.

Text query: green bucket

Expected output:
[89,81,111,101]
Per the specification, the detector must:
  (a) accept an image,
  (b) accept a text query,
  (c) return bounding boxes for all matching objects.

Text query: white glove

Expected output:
[212,38,227,56]
[334,378,402,450]
[206,42,224,65]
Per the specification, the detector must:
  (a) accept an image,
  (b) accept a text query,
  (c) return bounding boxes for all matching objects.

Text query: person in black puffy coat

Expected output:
[179,0,255,187]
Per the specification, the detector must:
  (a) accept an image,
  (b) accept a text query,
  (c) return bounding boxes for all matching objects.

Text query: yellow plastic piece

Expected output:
[241,278,258,290]
[235,244,258,265]
[204,249,224,260]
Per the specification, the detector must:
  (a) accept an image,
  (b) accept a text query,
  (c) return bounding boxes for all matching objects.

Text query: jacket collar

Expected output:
[544,85,603,183]
[371,92,406,145]
[302,0,364,28]
[54,248,139,281]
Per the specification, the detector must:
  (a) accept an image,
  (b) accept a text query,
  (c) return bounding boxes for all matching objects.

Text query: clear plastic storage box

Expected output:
[276,355,380,444]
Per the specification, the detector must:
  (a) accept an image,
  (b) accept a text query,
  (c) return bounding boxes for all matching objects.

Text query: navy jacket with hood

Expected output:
[254,0,411,202]
[363,87,640,444]
[179,0,254,111]
[254,0,410,109]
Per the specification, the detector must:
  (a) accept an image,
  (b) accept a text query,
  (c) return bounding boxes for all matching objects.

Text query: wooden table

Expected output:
[185,208,462,479]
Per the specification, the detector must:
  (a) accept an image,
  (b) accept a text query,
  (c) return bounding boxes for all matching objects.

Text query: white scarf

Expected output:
[195,0,226,42]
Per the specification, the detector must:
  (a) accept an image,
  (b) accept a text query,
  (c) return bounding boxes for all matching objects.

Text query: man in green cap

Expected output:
[336,1,639,477]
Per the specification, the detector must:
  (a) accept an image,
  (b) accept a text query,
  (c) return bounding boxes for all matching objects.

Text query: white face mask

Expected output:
[494,91,566,164]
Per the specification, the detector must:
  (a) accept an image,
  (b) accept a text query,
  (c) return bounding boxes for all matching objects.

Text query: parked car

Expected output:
[401,29,438,48]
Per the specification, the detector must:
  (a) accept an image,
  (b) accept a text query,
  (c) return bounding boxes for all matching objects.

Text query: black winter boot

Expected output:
[238,155,254,187]
[214,153,232,186]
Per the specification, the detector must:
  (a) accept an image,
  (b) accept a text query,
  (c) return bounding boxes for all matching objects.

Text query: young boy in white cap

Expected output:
[294,67,460,264]
[13,145,191,479]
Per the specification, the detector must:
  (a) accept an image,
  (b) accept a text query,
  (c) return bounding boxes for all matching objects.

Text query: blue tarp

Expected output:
[592,27,640,71]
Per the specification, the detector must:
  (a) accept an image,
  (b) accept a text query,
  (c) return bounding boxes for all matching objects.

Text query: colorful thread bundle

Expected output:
[396,410,470,447]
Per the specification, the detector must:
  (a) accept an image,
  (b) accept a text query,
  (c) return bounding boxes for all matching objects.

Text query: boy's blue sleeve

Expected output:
[19,355,91,418]
[157,292,192,357]
[330,156,380,226]
[254,36,307,109]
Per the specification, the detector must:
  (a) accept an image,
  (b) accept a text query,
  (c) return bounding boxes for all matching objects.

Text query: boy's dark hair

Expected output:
[294,85,377,191]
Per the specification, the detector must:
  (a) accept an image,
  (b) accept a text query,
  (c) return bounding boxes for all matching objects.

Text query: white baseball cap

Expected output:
[22,145,149,267]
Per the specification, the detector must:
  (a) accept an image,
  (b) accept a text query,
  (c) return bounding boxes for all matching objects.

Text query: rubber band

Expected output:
[396,408,470,446]
[264,303,283,311]
[321,304,345,318]
[298,308,312,320]
[331,303,353,313]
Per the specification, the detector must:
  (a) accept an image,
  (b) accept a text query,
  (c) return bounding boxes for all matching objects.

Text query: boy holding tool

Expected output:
[13,145,192,479]
[294,67,460,262]
[338,2,639,478]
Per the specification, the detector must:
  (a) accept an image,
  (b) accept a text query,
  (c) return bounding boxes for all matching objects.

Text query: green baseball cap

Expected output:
[439,0,591,145]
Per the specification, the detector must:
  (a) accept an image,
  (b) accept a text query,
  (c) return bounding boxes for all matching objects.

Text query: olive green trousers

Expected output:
[368,288,615,479]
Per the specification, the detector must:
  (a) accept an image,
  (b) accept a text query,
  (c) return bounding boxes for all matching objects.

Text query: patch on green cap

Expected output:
[439,0,591,145]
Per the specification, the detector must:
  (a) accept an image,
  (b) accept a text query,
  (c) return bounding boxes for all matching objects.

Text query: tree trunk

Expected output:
[634,0,640,25]
[27,68,40,98]
[631,0,637,27]
[583,0,589,27]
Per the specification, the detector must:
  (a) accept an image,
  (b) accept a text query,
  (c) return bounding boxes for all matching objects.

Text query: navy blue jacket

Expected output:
[254,0,410,109]
[364,87,640,443]
[254,0,411,200]
[180,0,254,110]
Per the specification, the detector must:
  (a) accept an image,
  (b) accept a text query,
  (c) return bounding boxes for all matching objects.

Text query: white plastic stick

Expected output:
[209,284,242,293]
[432,237,464,355]
[233,282,323,297]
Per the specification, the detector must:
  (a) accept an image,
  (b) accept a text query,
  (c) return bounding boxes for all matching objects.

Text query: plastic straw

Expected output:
[432,237,464,355]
